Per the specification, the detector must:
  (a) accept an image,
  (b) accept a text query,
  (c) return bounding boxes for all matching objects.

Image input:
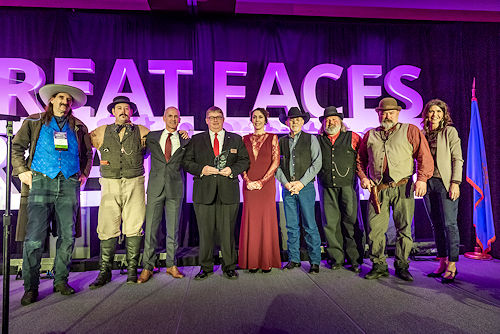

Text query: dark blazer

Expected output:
[183,130,249,204]
[145,130,190,199]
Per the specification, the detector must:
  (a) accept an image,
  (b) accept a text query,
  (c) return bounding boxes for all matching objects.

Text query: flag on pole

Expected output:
[466,78,496,253]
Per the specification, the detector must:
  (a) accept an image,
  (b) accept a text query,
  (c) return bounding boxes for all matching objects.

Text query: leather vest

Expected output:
[99,124,144,179]
[367,123,413,184]
[279,132,312,183]
[317,131,356,188]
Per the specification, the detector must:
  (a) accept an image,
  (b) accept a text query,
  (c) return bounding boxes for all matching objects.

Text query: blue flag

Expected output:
[466,97,496,252]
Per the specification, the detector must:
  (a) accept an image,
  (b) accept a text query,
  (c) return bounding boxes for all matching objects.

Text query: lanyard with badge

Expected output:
[54,116,69,151]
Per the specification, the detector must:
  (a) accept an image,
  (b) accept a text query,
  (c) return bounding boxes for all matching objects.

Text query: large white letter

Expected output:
[301,63,343,118]
[347,65,382,131]
[253,63,299,112]
[148,60,193,109]
[54,58,95,116]
[213,61,247,115]
[384,65,423,125]
[0,58,45,116]
[97,59,153,121]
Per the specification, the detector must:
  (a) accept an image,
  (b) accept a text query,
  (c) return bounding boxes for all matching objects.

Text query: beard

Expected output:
[324,125,341,135]
[381,120,395,131]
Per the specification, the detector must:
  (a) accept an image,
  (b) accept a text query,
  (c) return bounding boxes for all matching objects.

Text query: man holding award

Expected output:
[183,106,249,280]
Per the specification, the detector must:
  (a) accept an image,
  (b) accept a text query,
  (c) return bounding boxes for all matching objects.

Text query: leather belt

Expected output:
[376,178,409,191]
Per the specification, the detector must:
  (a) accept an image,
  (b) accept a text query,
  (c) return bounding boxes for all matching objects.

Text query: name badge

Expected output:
[54,131,68,151]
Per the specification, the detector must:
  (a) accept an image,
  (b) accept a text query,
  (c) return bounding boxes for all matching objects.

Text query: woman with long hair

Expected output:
[421,99,463,283]
[238,108,281,273]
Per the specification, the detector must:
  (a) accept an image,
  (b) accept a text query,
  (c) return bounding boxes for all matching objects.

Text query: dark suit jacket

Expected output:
[146,130,190,199]
[183,130,249,204]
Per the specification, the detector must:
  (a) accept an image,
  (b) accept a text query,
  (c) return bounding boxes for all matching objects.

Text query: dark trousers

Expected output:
[194,195,239,272]
[23,172,79,290]
[319,185,360,266]
[143,194,183,270]
[423,177,460,262]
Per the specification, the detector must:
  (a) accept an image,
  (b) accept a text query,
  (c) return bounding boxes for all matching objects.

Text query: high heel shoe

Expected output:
[427,269,446,278]
[441,269,458,284]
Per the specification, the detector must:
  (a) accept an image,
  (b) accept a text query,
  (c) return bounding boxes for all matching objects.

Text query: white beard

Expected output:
[381,120,394,131]
[325,125,341,135]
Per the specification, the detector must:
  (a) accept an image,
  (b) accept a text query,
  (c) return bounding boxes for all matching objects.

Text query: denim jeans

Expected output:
[423,177,460,262]
[282,182,321,264]
[23,172,79,290]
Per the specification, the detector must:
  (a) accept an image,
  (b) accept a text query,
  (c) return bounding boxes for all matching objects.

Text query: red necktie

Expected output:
[164,133,172,162]
[213,132,219,156]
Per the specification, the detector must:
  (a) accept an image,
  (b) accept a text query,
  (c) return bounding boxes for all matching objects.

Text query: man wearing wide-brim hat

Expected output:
[356,97,434,281]
[89,96,150,288]
[276,107,323,274]
[316,106,363,272]
[12,84,93,305]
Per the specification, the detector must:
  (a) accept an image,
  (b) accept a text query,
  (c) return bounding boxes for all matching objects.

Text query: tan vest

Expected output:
[367,123,413,184]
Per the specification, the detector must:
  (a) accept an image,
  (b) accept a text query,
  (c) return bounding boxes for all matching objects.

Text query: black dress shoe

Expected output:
[395,268,414,282]
[441,269,458,284]
[364,265,389,280]
[194,270,213,281]
[248,269,259,273]
[223,269,239,279]
[283,261,301,270]
[53,282,76,295]
[350,264,361,273]
[262,268,272,274]
[309,264,319,274]
[21,290,38,306]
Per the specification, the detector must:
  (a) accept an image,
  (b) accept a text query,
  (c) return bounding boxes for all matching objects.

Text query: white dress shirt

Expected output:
[209,129,225,154]
[159,129,180,156]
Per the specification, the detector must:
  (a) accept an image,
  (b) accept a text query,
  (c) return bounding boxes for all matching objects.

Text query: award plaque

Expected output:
[214,150,229,170]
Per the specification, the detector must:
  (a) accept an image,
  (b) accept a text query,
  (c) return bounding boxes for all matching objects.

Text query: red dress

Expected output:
[238,133,281,269]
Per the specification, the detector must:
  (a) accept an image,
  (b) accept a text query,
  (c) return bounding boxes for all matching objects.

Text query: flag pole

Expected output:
[464,78,493,260]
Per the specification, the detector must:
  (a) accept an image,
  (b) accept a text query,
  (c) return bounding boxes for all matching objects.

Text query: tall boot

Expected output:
[89,237,117,289]
[126,236,142,284]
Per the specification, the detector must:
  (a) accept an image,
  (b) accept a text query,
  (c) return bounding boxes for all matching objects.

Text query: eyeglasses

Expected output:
[207,116,223,121]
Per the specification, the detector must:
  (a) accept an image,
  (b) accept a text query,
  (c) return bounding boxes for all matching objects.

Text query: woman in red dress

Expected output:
[238,108,281,273]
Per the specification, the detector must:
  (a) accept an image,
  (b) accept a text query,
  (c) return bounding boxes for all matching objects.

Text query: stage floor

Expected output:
[2,256,500,334]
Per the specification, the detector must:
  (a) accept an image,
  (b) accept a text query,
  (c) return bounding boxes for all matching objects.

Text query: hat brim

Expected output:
[39,84,87,109]
[319,113,344,123]
[107,101,139,116]
[279,112,310,125]
[375,106,402,112]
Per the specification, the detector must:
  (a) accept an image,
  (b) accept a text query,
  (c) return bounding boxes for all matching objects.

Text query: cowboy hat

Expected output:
[39,84,87,109]
[375,97,402,112]
[279,107,310,125]
[107,96,138,116]
[319,106,344,122]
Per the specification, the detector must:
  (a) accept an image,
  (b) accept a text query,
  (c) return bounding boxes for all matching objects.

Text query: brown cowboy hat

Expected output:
[319,106,344,122]
[107,96,139,116]
[39,84,87,109]
[279,107,310,125]
[375,97,402,112]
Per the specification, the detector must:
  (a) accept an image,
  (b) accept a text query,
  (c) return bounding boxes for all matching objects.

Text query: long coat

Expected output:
[11,112,93,241]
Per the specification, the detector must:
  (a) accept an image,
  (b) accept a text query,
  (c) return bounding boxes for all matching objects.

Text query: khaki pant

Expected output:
[97,176,145,240]
[368,182,414,268]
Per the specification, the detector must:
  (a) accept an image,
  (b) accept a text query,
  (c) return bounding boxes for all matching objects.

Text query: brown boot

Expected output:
[166,266,184,279]
[137,269,153,284]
